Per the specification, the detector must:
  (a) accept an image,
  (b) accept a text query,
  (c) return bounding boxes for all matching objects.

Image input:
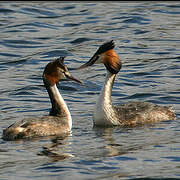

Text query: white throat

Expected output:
[50,84,72,130]
[93,71,119,126]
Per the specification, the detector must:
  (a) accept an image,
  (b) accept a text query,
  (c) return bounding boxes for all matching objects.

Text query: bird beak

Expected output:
[64,72,82,84]
[77,40,115,70]
[76,54,99,70]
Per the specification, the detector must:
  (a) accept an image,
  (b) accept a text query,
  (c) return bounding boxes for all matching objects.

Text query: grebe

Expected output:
[2,57,81,140]
[77,40,176,127]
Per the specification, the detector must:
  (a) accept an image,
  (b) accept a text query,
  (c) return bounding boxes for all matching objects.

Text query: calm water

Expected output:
[0,2,180,180]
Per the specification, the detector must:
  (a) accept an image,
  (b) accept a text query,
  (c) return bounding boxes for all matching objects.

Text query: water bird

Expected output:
[77,40,176,127]
[2,57,81,140]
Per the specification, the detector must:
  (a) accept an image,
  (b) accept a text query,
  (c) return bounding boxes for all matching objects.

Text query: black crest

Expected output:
[54,56,67,71]
[55,56,65,64]
[95,40,115,55]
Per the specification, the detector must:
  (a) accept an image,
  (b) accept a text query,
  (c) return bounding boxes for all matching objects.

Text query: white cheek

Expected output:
[95,54,105,64]
[57,69,66,80]
[60,73,66,80]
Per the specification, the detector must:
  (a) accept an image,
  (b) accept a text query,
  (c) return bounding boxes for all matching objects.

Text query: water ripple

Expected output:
[0,2,179,180]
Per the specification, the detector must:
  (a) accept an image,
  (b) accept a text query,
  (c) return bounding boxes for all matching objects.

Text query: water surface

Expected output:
[0,2,180,180]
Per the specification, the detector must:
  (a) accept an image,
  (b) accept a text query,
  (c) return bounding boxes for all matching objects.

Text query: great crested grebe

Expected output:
[2,57,81,140]
[77,40,176,127]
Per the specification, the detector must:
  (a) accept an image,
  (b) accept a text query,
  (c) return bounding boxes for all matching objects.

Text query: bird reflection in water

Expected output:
[37,136,74,162]
[93,126,146,158]
[93,126,126,157]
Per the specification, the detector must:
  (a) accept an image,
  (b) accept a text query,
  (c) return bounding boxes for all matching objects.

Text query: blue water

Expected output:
[0,2,180,180]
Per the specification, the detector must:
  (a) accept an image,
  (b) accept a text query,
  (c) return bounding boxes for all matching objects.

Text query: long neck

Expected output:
[43,78,72,128]
[94,71,118,125]
[99,71,115,108]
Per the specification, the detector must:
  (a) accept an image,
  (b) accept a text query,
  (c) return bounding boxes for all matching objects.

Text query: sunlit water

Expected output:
[0,2,180,180]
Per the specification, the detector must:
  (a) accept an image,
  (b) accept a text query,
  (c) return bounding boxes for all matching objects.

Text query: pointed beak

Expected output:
[64,72,82,84]
[77,40,115,70]
[76,54,99,70]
